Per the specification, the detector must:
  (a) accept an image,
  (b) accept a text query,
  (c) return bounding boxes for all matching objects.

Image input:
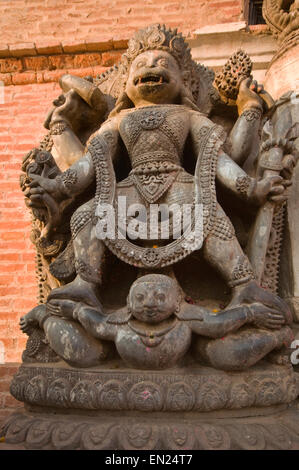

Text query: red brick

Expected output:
[0,73,11,86]
[210,1,239,7]
[0,44,9,58]
[23,56,49,71]
[85,37,114,52]
[112,36,128,50]
[35,40,63,55]
[0,378,11,393]
[62,40,87,53]
[48,54,74,70]
[9,43,37,57]
[11,298,36,310]
[11,72,37,85]
[3,393,22,408]
[0,364,19,379]
[73,53,102,69]
[42,69,65,83]
[0,58,23,74]
[249,24,269,32]
[101,51,122,67]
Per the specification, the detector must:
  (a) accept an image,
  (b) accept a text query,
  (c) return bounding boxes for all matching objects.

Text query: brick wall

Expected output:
[0,82,60,362]
[0,0,243,47]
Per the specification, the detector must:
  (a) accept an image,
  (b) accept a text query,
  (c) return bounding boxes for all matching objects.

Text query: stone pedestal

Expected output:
[1,361,299,450]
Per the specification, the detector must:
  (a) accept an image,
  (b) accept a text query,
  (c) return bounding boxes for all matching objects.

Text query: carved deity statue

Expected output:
[20,24,297,370]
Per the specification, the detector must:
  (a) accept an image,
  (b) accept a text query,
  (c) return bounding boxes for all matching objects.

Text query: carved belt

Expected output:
[131,151,180,169]
[130,160,183,204]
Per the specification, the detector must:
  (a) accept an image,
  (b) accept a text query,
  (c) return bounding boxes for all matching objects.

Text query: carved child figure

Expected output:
[20,274,293,370]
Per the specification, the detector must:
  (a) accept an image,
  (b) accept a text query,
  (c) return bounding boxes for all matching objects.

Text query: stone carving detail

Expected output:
[127,382,163,411]
[263,0,299,41]
[59,168,78,191]
[236,175,252,196]
[261,204,286,293]
[215,50,252,101]
[2,406,299,450]
[229,256,256,287]
[4,22,299,451]
[50,122,68,135]
[242,108,263,122]
[212,216,236,240]
[9,363,297,412]
[263,0,299,67]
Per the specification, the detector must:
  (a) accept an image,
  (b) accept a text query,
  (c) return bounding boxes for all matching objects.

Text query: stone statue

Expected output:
[3,24,299,450]
[21,24,295,366]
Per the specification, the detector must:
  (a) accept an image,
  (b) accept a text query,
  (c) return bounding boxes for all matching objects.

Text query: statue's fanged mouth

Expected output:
[134,74,168,86]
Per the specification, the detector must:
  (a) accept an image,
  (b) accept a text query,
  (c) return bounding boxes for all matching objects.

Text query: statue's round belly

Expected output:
[115,324,191,369]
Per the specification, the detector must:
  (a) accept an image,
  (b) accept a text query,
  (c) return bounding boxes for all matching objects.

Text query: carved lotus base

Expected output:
[2,403,299,450]
[8,361,299,412]
[1,361,299,449]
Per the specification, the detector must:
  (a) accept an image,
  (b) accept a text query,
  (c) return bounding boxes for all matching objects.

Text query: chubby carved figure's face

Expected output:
[129,276,180,324]
[125,50,183,107]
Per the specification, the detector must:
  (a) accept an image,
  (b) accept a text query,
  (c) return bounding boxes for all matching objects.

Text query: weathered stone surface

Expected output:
[9,361,298,412]
[264,44,299,100]
[2,402,299,450]
[4,22,299,451]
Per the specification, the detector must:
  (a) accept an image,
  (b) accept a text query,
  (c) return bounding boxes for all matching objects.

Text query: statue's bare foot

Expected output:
[228,280,292,323]
[47,275,103,310]
[266,326,294,365]
[20,304,48,333]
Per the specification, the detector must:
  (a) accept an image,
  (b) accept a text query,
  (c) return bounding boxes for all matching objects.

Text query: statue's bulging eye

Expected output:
[156,293,165,302]
[157,59,168,68]
[136,60,146,69]
[135,293,144,302]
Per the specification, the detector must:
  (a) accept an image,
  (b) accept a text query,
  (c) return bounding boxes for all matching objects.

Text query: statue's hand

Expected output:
[236,78,275,115]
[73,304,106,334]
[251,175,290,205]
[19,316,33,334]
[46,299,78,318]
[25,174,66,207]
[236,78,263,115]
[229,280,293,325]
[281,153,297,181]
[249,303,286,330]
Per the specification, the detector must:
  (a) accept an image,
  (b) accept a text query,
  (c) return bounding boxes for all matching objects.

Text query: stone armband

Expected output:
[240,106,263,122]
[56,168,78,198]
[235,175,256,199]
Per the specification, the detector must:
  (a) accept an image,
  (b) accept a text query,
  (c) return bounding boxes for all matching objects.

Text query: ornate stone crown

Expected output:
[121,24,193,71]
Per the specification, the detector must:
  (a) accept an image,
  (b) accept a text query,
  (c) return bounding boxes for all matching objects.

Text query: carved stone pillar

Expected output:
[262,0,299,320]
